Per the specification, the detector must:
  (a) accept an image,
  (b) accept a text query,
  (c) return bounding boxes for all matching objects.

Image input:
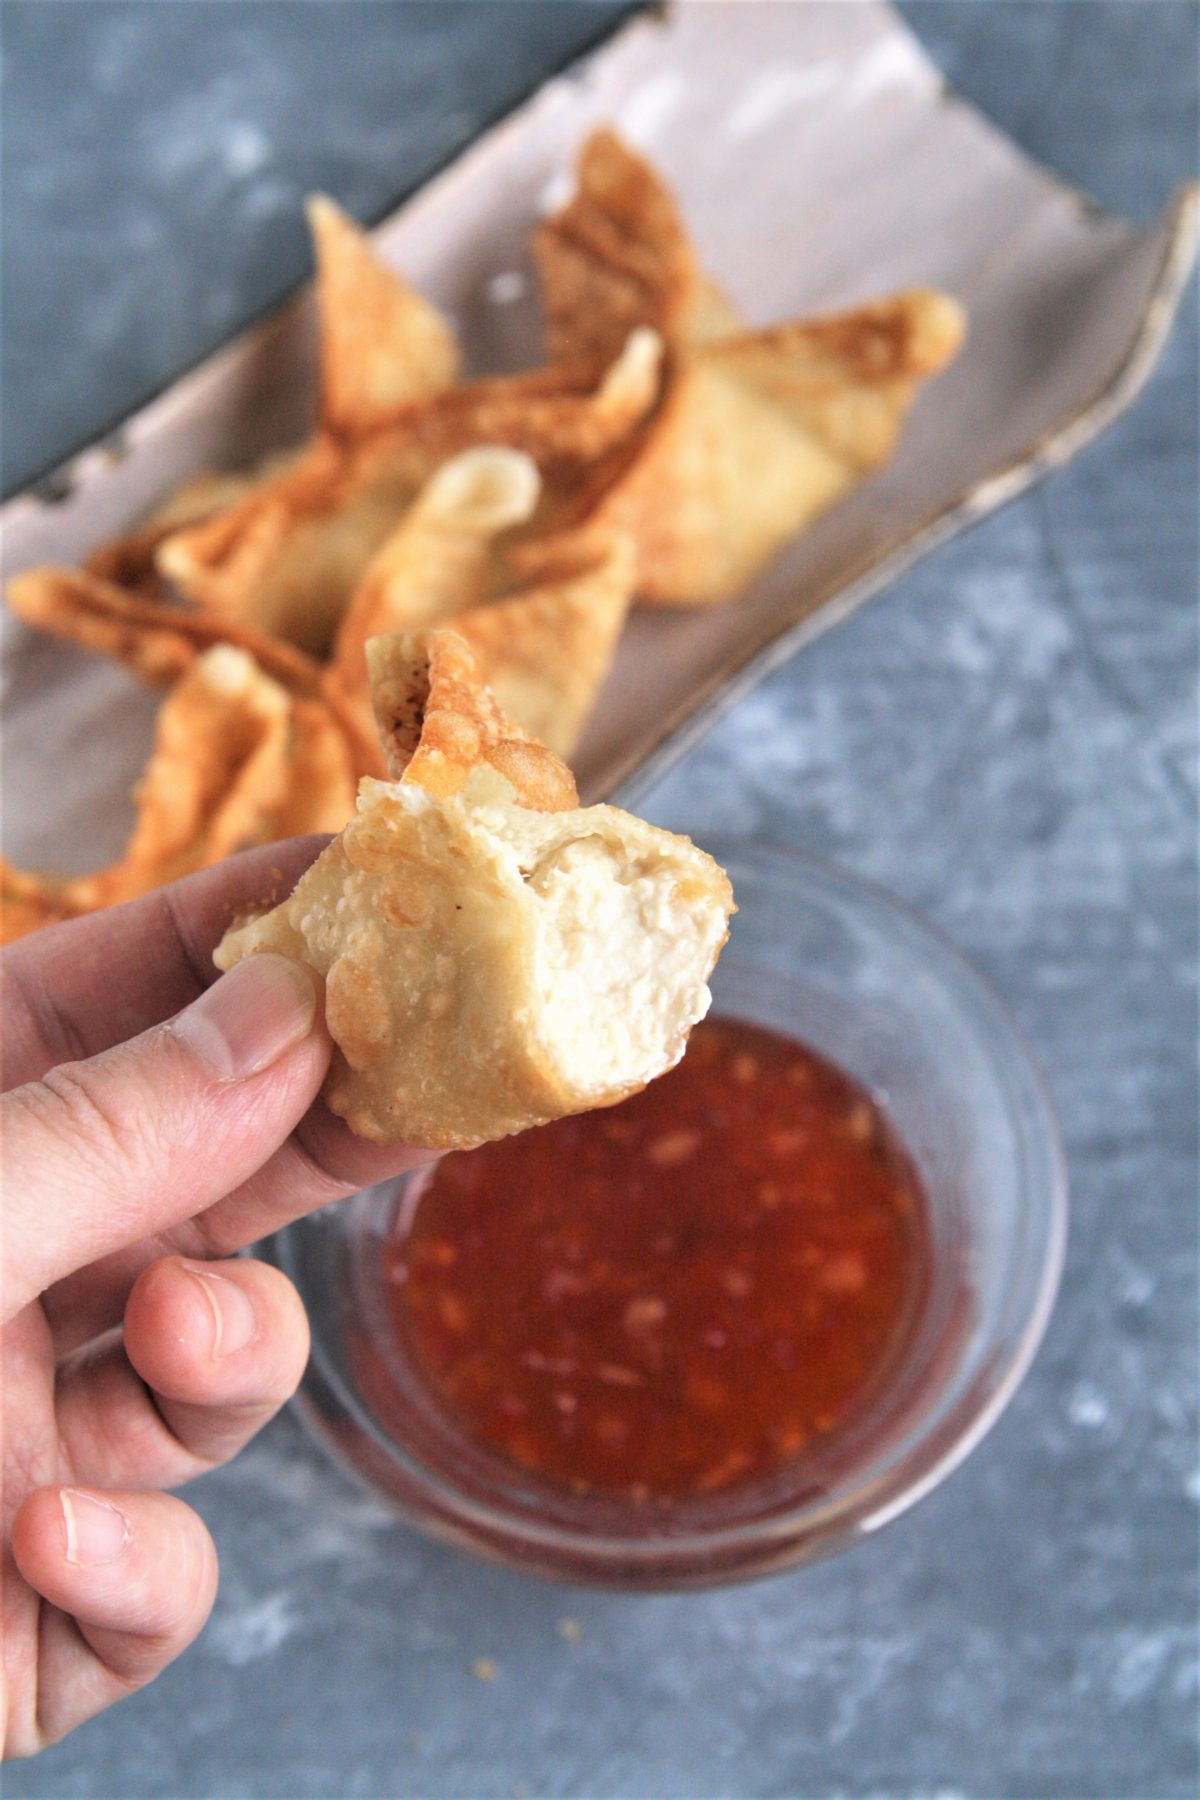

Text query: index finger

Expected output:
[2,838,328,1093]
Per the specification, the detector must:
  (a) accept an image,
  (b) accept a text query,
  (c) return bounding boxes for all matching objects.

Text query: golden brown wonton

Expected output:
[0,646,357,944]
[587,289,966,604]
[326,446,634,757]
[9,563,326,691]
[307,193,460,435]
[364,630,578,812]
[215,628,732,1149]
[452,530,635,759]
[5,132,966,950]
[330,446,541,679]
[154,330,662,655]
[536,130,964,604]
[535,127,740,371]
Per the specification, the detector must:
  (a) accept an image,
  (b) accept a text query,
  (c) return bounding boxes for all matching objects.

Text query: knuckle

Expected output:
[32,1060,157,1187]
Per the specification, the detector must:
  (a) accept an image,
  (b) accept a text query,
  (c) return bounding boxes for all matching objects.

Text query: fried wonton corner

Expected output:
[453,531,635,758]
[9,563,323,692]
[329,445,541,691]
[365,628,579,811]
[307,193,460,436]
[533,130,965,605]
[535,126,740,371]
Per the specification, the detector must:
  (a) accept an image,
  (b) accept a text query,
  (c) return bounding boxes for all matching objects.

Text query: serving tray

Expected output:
[2,0,1195,867]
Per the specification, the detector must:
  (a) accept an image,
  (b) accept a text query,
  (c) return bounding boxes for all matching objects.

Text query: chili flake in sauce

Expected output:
[384,1016,929,1500]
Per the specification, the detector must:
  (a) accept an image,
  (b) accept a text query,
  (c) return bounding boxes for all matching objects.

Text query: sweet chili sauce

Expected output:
[382,1017,930,1501]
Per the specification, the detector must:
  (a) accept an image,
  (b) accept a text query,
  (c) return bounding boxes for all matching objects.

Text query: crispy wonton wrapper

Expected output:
[363,630,577,810]
[215,628,732,1149]
[589,289,966,604]
[83,456,299,600]
[6,563,385,780]
[0,646,358,945]
[535,126,740,371]
[10,563,324,689]
[453,530,635,758]
[328,446,634,756]
[78,194,457,611]
[330,445,541,678]
[307,194,460,436]
[111,645,294,888]
[537,131,965,605]
[154,329,662,654]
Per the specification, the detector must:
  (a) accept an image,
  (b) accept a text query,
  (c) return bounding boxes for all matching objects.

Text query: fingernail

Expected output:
[171,954,317,1081]
[182,1263,257,1359]
[61,1490,130,1568]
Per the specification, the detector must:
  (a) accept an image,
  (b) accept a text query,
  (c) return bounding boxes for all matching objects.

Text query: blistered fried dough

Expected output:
[365,631,578,811]
[8,565,201,683]
[86,190,459,627]
[1,649,293,936]
[535,127,739,371]
[145,467,288,530]
[331,447,540,690]
[156,332,662,655]
[83,522,183,601]
[215,628,732,1149]
[454,533,636,757]
[7,563,384,784]
[413,324,664,467]
[154,436,384,654]
[591,289,966,605]
[307,194,460,435]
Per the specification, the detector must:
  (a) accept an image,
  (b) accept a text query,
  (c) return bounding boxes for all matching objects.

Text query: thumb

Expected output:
[2,954,330,1316]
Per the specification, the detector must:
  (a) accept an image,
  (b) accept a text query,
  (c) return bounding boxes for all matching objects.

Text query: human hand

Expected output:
[1,841,429,1757]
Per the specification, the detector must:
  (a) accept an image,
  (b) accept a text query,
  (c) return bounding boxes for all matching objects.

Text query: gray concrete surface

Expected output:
[2,4,1197,1796]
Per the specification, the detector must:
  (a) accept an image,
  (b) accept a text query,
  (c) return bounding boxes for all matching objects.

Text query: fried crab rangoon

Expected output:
[0,645,358,945]
[450,528,634,759]
[3,129,964,960]
[9,563,335,693]
[538,129,966,604]
[155,327,662,655]
[328,446,542,674]
[76,193,455,607]
[215,630,733,1151]
[589,288,966,605]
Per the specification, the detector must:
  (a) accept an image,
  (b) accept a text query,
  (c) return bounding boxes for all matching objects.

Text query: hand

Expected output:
[1,841,429,1758]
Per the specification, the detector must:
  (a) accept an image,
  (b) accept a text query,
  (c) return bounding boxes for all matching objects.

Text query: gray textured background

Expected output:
[2,4,1197,1797]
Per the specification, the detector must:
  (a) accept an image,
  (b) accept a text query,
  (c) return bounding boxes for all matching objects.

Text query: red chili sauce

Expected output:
[383,1017,930,1501]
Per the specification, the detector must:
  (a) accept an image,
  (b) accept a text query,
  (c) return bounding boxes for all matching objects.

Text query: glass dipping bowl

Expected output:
[267,841,1067,1589]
